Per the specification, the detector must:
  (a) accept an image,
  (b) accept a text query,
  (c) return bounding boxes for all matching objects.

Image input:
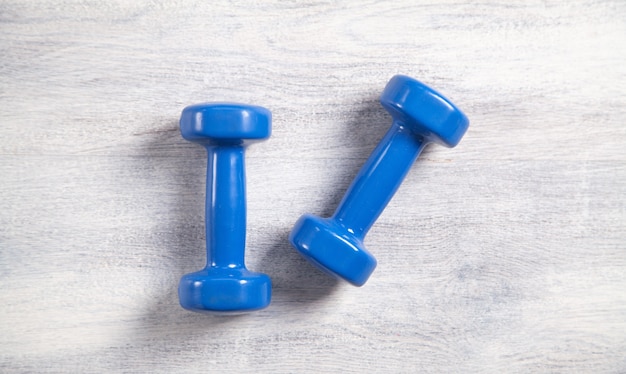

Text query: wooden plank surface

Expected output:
[1,0,625,372]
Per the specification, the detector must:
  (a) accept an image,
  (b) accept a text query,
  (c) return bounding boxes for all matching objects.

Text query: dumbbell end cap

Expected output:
[380,75,469,147]
[180,102,271,144]
[289,214,377,287]
[178,268,271,313]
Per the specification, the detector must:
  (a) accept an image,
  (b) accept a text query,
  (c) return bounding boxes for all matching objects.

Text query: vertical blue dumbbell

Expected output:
[289,75,470,286]
[178,103,271,313]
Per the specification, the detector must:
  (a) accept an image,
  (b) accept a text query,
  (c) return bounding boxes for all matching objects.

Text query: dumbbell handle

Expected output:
[332,121,426,239]
[204,145,247,269]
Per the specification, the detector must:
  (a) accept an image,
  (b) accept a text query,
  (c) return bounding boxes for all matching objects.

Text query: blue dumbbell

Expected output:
[289,75,469,286]
[178,103,271,313]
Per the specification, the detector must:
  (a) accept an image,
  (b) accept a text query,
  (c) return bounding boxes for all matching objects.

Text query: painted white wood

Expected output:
[1,0,625,372]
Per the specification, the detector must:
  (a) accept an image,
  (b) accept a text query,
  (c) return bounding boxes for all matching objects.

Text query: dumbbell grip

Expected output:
[204,145,247,269]
[332,121,426,239]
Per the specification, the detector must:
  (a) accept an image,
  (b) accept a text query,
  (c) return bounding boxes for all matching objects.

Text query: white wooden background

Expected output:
[1,0,625,372]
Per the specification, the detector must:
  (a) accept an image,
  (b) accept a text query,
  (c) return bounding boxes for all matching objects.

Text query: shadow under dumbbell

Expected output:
[259,92,396,308]
[321,93,402,216]
[124,121,250,345]
[257,229,340,310]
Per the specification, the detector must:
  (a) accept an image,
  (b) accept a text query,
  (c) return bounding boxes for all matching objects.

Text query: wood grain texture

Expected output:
[1,0,625,372]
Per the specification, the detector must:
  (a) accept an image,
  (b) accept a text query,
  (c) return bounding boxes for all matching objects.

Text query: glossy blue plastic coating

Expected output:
[178,103,271,313]
[289,75,469,286]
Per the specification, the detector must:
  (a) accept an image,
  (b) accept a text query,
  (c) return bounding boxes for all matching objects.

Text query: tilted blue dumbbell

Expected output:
[289,75,470,286]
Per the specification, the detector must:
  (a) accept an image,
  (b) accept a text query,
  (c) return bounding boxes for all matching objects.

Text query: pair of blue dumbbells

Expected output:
[178,75,469,313]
